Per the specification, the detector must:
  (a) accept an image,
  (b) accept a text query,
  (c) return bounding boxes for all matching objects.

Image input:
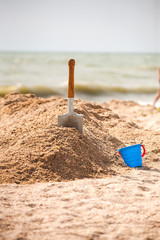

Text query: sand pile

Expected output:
[0,93,160,184]
[1,94,160,240]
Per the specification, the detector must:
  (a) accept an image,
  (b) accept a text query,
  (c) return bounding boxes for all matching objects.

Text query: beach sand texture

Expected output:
[0,93,160,239]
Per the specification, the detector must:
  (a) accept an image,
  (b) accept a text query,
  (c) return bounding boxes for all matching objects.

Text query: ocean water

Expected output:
[0,52,160,105]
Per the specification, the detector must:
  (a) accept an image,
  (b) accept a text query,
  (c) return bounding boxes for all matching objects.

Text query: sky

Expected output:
[0,0,159,53]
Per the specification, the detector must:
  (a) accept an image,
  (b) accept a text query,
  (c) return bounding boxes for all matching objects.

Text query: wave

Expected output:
[0,85,60,97]
[75,83,157,95]
[0,83,157,98]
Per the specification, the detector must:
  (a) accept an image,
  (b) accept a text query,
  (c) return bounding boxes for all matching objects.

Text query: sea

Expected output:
[0,52,160,105]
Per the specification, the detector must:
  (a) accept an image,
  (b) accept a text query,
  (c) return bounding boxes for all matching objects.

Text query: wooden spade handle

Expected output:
[68,59,75,98]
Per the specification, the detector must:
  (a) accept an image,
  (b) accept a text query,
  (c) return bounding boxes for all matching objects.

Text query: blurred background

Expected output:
[0,0,160,105]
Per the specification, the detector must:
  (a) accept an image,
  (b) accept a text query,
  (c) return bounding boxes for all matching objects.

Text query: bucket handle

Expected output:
[141,144,145,157]
[119,144,146,157]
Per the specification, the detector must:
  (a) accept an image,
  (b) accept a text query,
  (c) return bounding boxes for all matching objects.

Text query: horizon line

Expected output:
[0,50,160,54]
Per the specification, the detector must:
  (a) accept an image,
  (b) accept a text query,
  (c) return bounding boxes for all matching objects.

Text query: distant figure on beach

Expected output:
[153,67,160,107]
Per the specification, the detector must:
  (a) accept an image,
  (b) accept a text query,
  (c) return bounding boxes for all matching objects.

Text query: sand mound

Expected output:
[0,93,160,184]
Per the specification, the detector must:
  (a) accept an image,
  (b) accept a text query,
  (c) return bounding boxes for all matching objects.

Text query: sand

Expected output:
[0,93,160,239]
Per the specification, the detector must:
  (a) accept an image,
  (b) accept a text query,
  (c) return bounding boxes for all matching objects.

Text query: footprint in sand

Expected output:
[138,186,150,192]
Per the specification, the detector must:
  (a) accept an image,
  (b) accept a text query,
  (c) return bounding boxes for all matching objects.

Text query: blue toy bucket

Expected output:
[118,144,145,167]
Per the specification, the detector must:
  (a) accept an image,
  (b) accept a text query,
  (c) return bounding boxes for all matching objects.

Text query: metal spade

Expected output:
[58,59,83,133]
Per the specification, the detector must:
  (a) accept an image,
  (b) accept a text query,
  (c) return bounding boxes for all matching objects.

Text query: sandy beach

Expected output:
[0,93,160,240]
